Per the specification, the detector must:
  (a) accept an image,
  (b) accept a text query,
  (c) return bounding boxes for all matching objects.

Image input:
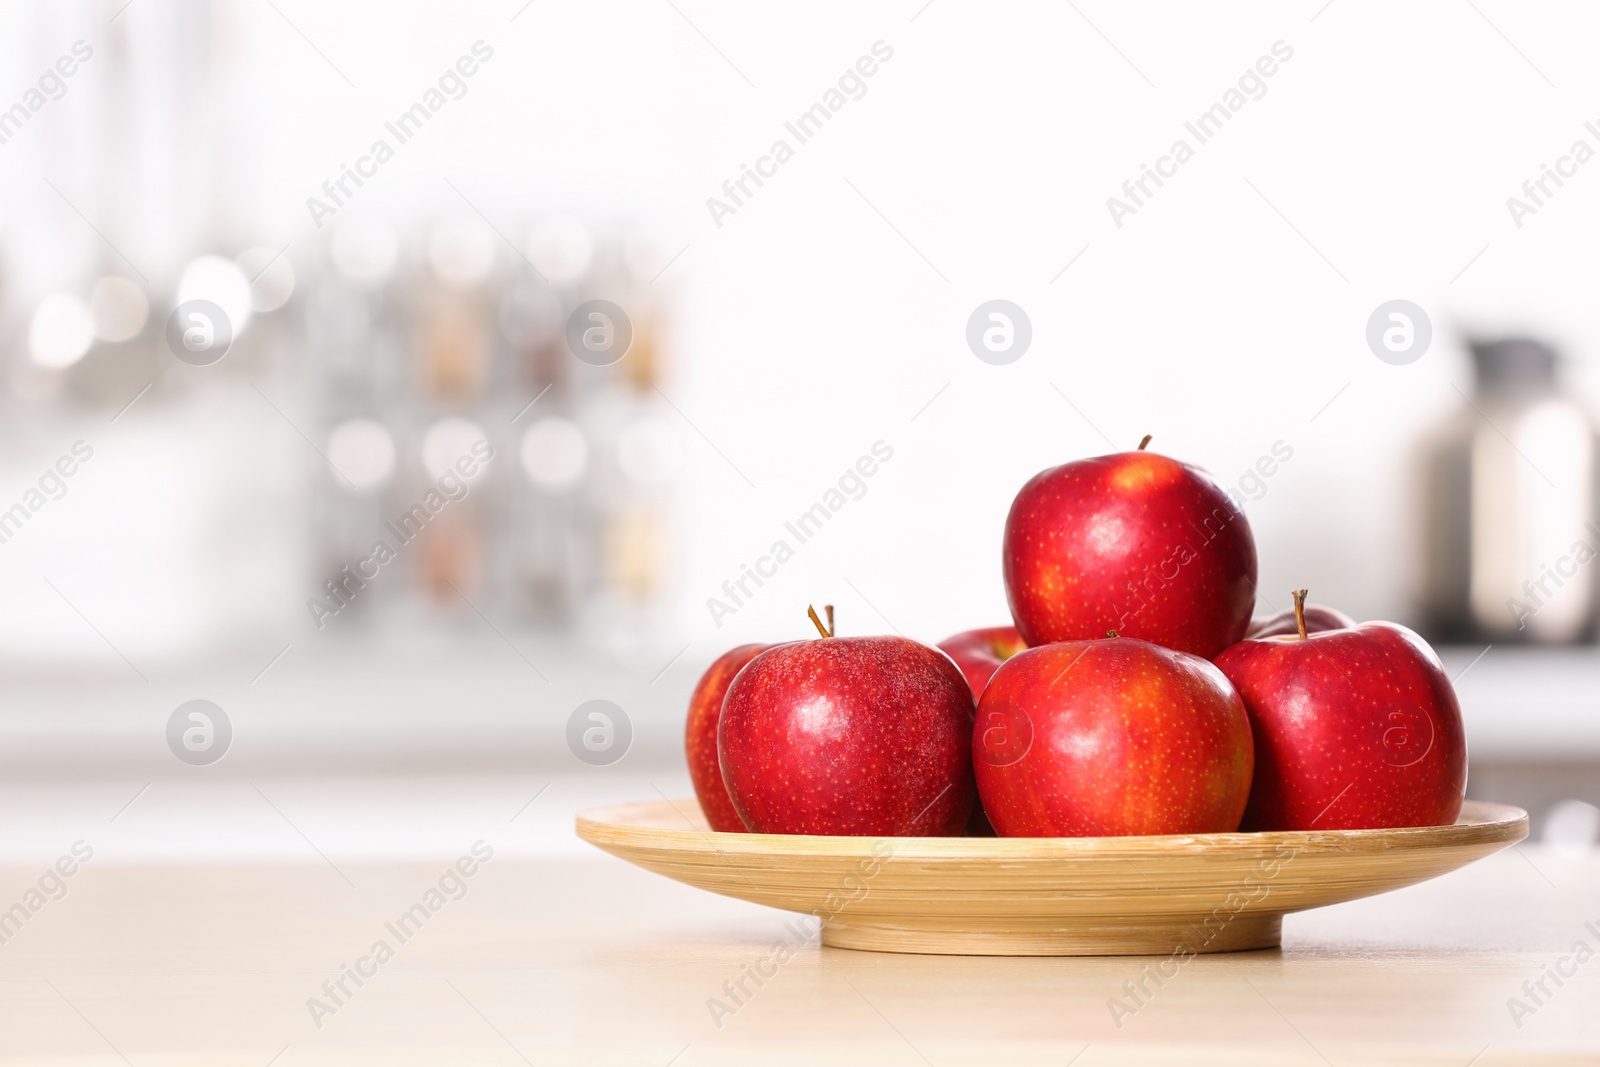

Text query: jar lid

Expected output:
[1469,337,1557,387]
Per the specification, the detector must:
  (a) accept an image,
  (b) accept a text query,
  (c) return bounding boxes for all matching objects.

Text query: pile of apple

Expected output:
[686,441,1467,838]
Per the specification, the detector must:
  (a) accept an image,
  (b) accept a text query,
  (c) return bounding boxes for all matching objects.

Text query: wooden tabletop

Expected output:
[0,842,1595,1065]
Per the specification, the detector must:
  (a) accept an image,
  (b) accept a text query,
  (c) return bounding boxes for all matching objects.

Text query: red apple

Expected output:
[685,643,769,832]
[938,626,1026,837]
[1003,438,1257,660]
[974,636,1254,837]
[1247,602,1355,639]
[719,629,976,836]
[937,626,1028,700]
[1214,591,1467,831]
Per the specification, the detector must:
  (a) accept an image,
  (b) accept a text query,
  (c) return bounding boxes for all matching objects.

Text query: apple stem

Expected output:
[807,605,833,639]
[1291,589,1309,640]
[825,604,835,637]
[1106,629,1119,638]
[1137,434,1152,451]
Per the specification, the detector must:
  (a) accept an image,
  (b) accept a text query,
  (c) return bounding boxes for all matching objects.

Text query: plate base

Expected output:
[821,913,1283,956]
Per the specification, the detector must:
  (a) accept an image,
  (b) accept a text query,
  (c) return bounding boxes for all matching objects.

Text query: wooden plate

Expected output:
[576,798,1527,956]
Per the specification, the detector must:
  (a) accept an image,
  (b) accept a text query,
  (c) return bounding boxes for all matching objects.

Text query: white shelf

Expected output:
[0,638,1596,776]
[1439,644,1600,760]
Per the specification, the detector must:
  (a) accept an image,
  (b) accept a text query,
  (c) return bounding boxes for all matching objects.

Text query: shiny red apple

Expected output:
[974,636,1254,837]
[685,643,769,832]
[1002,438,1257,660]
[937,626,1028,700]
[719,627,976,836]
[937,626,1026,837]
[1214,591,1467,831]
[1247,602,1355,639]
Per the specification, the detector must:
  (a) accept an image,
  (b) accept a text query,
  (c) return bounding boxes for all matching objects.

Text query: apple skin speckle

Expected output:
[974,637,1255,837]
[719,636,977,836]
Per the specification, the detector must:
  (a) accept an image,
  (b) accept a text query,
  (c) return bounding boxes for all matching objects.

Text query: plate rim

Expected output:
[577,797,1529,858]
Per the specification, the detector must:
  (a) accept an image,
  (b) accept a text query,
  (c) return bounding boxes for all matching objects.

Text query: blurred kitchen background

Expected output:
[0,0,1597,854]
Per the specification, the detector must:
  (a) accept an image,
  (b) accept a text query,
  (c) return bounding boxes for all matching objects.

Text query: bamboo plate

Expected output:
[576,798,1527,956]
